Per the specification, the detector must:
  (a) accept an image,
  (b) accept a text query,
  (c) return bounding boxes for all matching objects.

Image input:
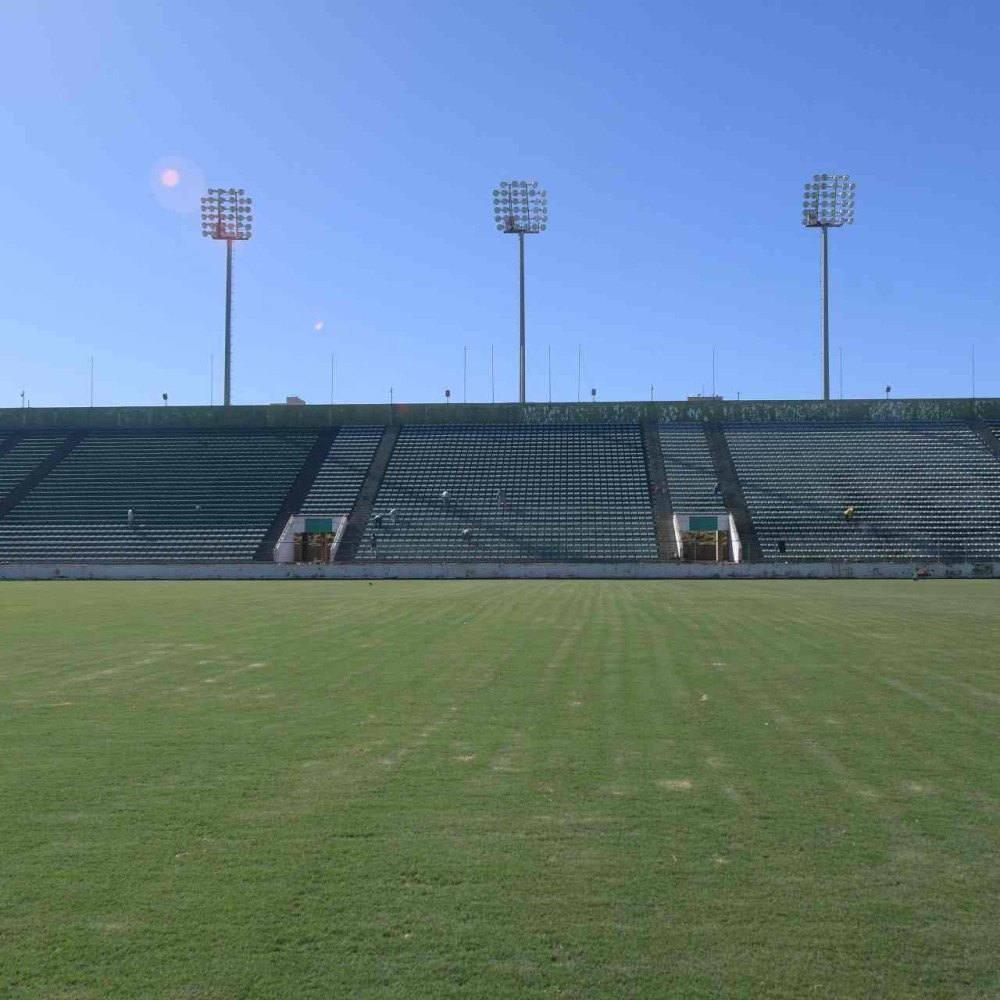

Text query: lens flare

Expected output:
[150,157,205,213]
[314,321,324,331]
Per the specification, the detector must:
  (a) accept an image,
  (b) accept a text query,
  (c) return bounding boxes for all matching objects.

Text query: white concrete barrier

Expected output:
[0,561,995,580]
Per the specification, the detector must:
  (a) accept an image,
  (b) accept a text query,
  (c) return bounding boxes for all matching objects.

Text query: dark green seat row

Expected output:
[658,423,726,513]
[4,420,998,566]
[0,430,316,562]
[300,426,382,515]
[725,421,1000,562]
[0,433,67,502]
[355,423,658,562]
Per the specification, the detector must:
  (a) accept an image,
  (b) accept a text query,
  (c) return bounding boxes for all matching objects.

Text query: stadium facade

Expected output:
[1,397,999,578]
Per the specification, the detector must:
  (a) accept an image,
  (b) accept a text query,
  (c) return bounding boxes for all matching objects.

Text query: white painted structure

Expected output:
[0,561,994,580]
[672,512,742,562]
[273,514,348,563]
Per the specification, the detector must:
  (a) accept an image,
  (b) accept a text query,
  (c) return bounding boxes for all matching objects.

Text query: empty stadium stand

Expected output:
[658,423,727,512]
[334,425,399,562]
[725,421,1000,562]
[640,420,678,559]
[0,433,68,503]
[1,399,1000,568]
[0,430,316,562]
[354,424,658,561]
[703,423,763,562]
[300,426,384,515]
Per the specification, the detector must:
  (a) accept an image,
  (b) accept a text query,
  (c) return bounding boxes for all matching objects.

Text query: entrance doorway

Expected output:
[293,532,334,563]
[681,529,729,562]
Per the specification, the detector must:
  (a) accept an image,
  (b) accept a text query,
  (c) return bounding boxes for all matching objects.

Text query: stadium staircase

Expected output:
[334,424,399,562]
[705,422,763,562]
[656,421,761,561]
[657,422,729,514]
[0,432,86,518]
[300,426,385,515]
[0,430,315,562]
[352,423,658,562]
[253,428,338,560]
[970,419,1000,464]
[0,431,24,462]
[640,419,677,558]
[725,421,1000,562]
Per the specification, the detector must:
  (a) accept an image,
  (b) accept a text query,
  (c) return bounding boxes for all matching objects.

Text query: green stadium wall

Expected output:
[2,397,1000,431]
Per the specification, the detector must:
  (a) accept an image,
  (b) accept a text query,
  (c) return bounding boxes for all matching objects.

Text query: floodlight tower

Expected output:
[493,180,547,404]
[802,174,855,400]
[201,188,253,406]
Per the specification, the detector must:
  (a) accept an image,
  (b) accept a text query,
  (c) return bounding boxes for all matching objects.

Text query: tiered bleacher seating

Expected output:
[657,423,726,512]
[1,414,998,566]
[725,421,1000,562]
[355,424,657,561]
[0,433,66,503]
[0,430,315,562]
[300,426,383,515]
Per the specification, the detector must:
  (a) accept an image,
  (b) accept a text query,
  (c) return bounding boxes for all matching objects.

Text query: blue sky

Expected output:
[2,0,999,408]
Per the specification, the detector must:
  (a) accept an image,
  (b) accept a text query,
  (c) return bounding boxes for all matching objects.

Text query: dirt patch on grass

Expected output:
[598,785,633,798]
[90,915,146,934]
[655,778,693,791]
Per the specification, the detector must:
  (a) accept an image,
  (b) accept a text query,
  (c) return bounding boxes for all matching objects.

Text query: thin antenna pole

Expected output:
[547,345,551,403]
[711,347,716,397]
[330,352,335,405]
[650,383,654,402]
[463,346,467,403]
[89,356,94,407]
[972,344,976,400]
[839,347,843,400]
[490,345,495,403]
[210,354,214,406]
[577,345,581,403]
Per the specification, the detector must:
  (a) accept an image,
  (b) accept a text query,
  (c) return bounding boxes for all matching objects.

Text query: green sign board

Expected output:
[688,516,719,531]
[304,517,334,533]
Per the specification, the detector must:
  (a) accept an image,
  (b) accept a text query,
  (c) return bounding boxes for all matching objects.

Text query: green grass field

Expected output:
[2,581,998,999]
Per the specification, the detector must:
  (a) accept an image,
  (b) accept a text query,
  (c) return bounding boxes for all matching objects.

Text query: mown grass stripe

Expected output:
[1,580,998,999]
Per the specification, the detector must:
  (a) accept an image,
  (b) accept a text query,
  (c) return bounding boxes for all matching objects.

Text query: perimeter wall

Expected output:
[2,397,1000,431]
[0,561,995,581]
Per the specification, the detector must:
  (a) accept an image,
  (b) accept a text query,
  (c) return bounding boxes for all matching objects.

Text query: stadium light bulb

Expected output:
[490,179,549,235]
[801,173,856,228]
[200,186,253,241]
[490,178,549,405]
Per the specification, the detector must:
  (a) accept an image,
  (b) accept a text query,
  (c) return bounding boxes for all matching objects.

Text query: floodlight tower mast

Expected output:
[802,174,855,400]
[201,188,253,406]
[493,180,547,403]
